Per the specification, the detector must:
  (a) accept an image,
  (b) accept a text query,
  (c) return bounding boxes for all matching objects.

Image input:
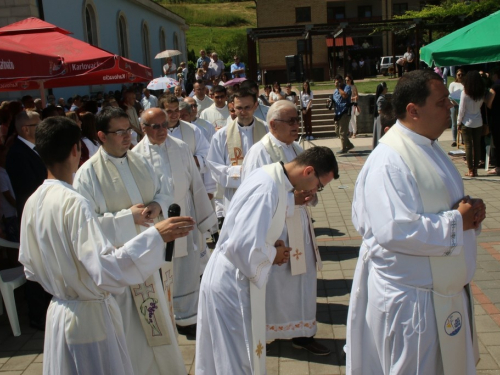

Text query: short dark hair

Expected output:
[392,70,442,120]
[194,79,204,86]
[240,80,259,92]
[158,93,172,109]
[95,107,129,133]
[379,101,397,129]
[294,146,339,180]
[35,116,81,167]
[334,74,343,81]
[41,105,59,120]
[213,85,227,95]
[233,88,257,104]
[161,95,179,108]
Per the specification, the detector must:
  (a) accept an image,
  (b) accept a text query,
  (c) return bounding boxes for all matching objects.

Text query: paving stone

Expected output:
[0,352,37,371]
[22,362,43,375]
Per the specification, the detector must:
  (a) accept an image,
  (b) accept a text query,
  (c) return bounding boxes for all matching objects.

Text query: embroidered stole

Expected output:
[178,121,196,156]
[226,117,267,166]
[261,134,322,275]
[90,149,171,346]
[380,127,479,373]
[250,163,288,375]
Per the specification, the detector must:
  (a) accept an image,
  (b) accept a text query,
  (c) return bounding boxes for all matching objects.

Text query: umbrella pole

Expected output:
[39,81,46,108]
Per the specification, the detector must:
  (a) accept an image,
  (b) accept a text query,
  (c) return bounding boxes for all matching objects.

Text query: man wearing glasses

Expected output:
[199,85,230,125]
[242,100,338,356]
[6,110,50,331]
[74,107,180,375]
[230,55,246,78]
[134,107,217,340]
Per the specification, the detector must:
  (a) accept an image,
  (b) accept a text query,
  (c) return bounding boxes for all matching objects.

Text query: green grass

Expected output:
[313,79,399,94]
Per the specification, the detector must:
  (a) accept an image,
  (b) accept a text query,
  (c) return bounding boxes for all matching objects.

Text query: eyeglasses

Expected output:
[274,117,300,126]
[314,172,324,192]
[143,122,168,130]
[105,127,133,136]
[214,95,226,99]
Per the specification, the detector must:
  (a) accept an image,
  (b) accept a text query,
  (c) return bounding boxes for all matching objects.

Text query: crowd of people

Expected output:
[0,44,498,374]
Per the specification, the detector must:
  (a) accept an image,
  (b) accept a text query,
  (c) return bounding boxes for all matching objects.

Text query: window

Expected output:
[84,3,98,46]
[173,32,180,66]
[297,39,312,54]
[393,3,408,15]
[117,13,129,58]
[296,7,311,23]
[142,22,151,67]
[327,3,346,23]
[159,28,166,73]
[358,5,372,19]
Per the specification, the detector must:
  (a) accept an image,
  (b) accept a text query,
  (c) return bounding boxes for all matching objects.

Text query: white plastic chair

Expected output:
[0,238,26,336]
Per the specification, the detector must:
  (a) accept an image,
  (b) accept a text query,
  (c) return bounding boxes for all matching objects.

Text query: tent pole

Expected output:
[39,81,46,107]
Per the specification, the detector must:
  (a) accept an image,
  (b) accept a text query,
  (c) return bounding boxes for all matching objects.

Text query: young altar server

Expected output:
[19,116,194,375]
[196,147,337,374]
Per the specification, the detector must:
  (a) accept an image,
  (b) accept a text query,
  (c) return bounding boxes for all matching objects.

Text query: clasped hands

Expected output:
[273,240,291,266]
[454,196,486,231]
[131,202,162,227]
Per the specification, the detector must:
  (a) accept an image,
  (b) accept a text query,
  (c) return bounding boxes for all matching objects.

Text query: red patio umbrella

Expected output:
[0,38,65,80]
[0,18,153,94]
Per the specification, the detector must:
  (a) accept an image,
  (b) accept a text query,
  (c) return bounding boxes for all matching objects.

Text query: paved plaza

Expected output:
[2,129,500,374]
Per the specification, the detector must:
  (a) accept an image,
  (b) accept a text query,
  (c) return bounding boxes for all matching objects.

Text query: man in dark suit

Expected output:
[6,110,50,330]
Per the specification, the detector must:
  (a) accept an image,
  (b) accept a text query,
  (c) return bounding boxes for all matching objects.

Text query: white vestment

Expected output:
[167,121,215,194]
[196,166,294,375]
[346,122,478,375]
[19,180,167,375]
[73,150,186,375]
[194,95,214,114]
[254,104,269,123]
[242,133,318,340]
[207,118,269,215]
[199,103,230,125]
[133,136,217,326]
[192,118,216,141]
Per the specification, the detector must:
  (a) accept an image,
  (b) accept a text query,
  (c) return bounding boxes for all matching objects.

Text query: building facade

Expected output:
[256,0,422,82]
[0,0,187,100]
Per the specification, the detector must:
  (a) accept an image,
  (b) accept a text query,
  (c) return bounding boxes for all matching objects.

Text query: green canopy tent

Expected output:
[420,10,500,67]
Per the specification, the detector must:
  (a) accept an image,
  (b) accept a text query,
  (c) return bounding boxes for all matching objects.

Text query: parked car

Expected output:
[378,56,403,75]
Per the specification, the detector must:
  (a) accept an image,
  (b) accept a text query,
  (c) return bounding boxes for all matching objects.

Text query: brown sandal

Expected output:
[465,170,475,177]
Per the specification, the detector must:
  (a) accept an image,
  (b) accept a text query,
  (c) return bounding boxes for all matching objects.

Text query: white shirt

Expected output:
[194,95,214,114]
[457,91,484,128]
[163,62,177,79]
[300,91,314,108]
[199,103,230,125]
[209,60,225,77]
[141,95,158,110]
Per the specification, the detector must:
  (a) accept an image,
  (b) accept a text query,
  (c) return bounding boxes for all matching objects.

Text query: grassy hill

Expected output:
[160,1,257,65]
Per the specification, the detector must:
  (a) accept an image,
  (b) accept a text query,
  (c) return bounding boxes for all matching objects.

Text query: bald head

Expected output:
[141,108,168,145]
[15,110,40,143]
[183,97,198,119]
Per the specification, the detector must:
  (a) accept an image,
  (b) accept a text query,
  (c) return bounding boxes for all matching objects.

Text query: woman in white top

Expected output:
[163,57,177,80]
[346,74,359,138]
[269,82,285,103]
[457,70,485,177]
[449,69,464,146]
[301,81,314,140]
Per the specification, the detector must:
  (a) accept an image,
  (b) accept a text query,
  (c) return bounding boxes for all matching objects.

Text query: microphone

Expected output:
[165,204,181,262]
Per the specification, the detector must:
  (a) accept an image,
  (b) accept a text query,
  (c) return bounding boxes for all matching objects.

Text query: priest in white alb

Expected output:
[134,108,217,337]
[73,107,187,375]
[196,147,337,375]
[199,85,230,125]
[19,116,195,375]
[180,98,216,142]
[207,89,268,219]
[242,100,337,355]
[345,70,485,375]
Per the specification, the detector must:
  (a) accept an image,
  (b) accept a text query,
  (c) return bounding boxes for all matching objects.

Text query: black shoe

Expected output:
[346,144,355,151]
[176,324,197,337]
[218,217,225,231]
[292,338,331,356]
[29,320,45,331]
[211,232,219,244]
[451,142,457,147]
